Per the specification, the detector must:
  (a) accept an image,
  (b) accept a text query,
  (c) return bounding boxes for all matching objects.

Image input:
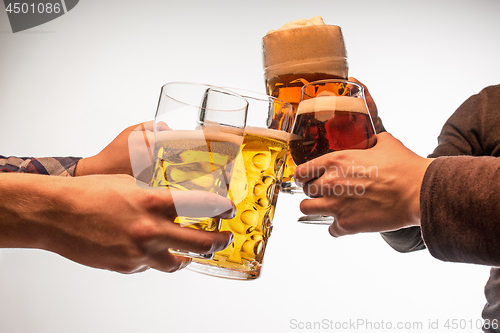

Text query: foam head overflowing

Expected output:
[244,126,301,142]
[266,16,326,34]
[297,96,369,120]
[155,127,244,147]
[262,16,348,77]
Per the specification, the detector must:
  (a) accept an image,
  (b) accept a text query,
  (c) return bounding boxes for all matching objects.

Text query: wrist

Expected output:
[74,156,99,176]
[74,152,133,177]
[409,157,435,226]
[73,158,86,176]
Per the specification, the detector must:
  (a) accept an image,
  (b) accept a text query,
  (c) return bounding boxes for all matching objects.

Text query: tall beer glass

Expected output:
[149,82,248,259]
[262,24,349,193]
[188,89,294,279]
[290,79,376,224]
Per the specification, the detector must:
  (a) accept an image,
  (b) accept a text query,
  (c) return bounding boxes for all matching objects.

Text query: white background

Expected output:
[1,0,499,332]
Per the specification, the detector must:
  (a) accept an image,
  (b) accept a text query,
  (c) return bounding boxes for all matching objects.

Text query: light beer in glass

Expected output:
[189,90,294,279]
[149,82,248,259]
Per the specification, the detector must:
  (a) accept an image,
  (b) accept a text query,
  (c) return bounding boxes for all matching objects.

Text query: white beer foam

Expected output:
[262,17,347,77]
[297,96,369,118]
[266,16,325,34]
[155,127,244,147]
[244,126,301,142]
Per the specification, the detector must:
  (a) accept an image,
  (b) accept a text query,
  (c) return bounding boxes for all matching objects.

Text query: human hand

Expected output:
[294,133,433,237]
[0,173,235,273]
[74,121,158,179]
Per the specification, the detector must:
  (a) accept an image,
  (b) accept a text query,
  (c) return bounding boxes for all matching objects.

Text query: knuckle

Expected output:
[130,219,158,243]
[111,259,142,274]
[336,219,359,234]
[122,245,147,264]
[138,190,161,208]
[295,164,311,180]
[113,224,160,273]
[164,260,187,273]
[153,250,191,273]
[325,153,342,167]
[115,266,135,274]
[323,174,341,188]
[331,151,351,167]
[139,190,176,216]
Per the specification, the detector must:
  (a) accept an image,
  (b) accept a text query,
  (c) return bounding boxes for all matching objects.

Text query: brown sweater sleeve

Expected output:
[381,84,500,327]
[421,156,500,266]
[381,84,500,261]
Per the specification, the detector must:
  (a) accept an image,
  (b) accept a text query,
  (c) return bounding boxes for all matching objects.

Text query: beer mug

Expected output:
[262,24,349,194]
[188,88,294,279]
[290,79,377,224]
[149,82,248,259]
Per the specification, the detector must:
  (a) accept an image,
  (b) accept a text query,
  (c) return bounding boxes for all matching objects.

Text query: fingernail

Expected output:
[179,258,191,270]
[221,232,234,250]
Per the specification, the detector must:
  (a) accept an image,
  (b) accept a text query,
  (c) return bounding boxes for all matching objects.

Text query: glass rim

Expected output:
[222,87,291,107]
[301,78,363,89]
[160,81,249,113]
[223,87,295,133]
[301,79,364,98]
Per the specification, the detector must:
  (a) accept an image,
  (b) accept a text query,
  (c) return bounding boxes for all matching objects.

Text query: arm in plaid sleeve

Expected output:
[0,121,155,178]
[0,155,81,177]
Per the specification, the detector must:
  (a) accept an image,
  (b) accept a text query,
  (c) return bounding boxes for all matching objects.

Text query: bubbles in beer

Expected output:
[240,209,259,227]
[150,134,241,232]
[252,152,271,170]
[192,128,288,278]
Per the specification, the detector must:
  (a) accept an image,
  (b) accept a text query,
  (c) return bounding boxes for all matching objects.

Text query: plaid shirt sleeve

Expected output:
[0,155,82,177]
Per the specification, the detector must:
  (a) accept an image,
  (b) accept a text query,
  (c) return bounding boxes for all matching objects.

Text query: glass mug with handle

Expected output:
[188,88,295,279]
[149,82,248,259]
[289,79,377,224]
[262,24,349,194]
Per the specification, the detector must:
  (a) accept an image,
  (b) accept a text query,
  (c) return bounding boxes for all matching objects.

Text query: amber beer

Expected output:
[192,126,290,279]
[262,25,349,184]
[266,72,346,112]
[150,127,242,232]
[290,96,376,165]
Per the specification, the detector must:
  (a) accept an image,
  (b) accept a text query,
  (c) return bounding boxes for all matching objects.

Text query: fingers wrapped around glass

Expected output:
[149,82,248,259]
[289,79,376,224]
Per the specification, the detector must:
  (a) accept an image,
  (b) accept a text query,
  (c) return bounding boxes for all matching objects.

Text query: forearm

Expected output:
[0,173,68,249]
[421,156,500,266]
[380,86,500,256]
